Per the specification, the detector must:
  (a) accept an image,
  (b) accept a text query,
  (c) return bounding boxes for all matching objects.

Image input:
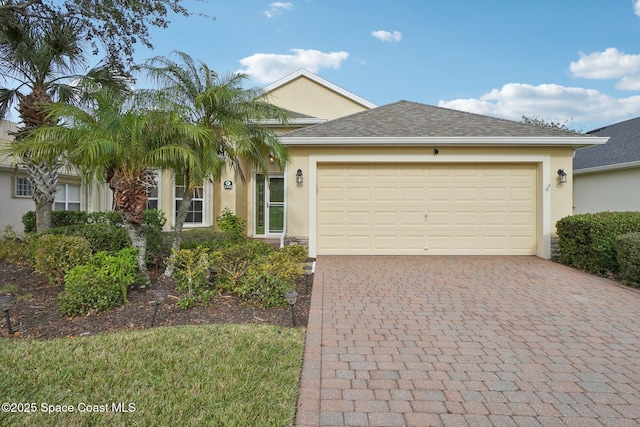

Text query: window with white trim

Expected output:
[174,174,204,224]
[145,172,159,211]
[54,184,81,211]
[14,177,33,197]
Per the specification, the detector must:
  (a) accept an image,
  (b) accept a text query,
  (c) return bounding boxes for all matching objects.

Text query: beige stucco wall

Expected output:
[282,145,575,258]
[573,168,640,214]
[266,76,370,120]
[0,169,33,232]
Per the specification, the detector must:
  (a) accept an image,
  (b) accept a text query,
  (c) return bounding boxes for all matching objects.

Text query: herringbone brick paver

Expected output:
[295,256,640,426]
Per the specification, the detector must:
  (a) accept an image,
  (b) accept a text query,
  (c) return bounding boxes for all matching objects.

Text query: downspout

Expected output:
[280,224,286,248]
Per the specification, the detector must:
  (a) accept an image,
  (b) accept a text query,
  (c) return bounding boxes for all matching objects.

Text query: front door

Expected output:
[255,174,284,234]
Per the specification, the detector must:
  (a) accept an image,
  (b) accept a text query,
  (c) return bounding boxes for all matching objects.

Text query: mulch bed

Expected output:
[0,260,312,339]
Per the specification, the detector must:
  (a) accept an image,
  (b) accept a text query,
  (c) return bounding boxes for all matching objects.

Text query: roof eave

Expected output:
[574,160,640,175]
[259,118,328,126]
[280,136,610,147]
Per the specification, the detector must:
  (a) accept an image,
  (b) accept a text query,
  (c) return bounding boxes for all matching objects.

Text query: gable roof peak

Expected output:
[262,69,377,109]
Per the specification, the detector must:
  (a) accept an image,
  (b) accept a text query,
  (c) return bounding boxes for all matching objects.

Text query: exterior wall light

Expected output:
[268,154,275,164]
[0,295,15,335]
[557,169,567,184]
[296,169,303,185]
[284,291,299,326]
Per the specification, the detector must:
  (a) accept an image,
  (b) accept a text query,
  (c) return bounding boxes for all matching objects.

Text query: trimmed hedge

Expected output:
[58,247,139,315]
[33,234,92,285]
[616,232,640,287]
[45,223,130,253]
[556,211,640,275]
[25,209,167,261]
[22,210,88,233]
[179,228,238,251]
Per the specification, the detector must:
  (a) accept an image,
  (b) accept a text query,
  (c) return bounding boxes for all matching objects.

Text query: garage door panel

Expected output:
[317,163,537,255]
[347,187,370,201]
[375,211,398,225]
[322,211,344,225]
[375,187,399,201]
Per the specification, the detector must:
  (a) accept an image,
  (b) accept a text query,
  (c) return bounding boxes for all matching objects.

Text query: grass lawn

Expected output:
[0,324,306,427]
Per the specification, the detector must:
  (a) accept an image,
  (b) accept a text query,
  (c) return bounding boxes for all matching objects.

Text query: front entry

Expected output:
[255,174,284,235]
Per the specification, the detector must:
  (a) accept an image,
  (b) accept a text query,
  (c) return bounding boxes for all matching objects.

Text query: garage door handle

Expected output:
[424,212,428,222]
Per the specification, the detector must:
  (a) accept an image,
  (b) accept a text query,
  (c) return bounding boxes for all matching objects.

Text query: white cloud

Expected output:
[264,2,294,18]
[438,83,640,129]
[634,0,640,16]
[371,30,402,43]
[238,48,349,83]
[569,47,640,91]
[570,47,640,81]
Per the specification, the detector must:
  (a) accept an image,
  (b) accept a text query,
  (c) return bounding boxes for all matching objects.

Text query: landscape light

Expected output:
[284,291,298,326]
[150,290,167,328]
[0,295,15,335]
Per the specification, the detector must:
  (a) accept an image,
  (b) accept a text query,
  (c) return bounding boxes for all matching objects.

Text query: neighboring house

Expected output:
[0,120,84,232]
[573,117,640,214]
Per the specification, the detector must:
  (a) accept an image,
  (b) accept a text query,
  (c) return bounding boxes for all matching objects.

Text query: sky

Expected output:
[130,0,640,132]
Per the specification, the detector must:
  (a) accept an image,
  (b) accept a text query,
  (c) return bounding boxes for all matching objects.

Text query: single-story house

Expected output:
[573,117,640,214]
[1,69,608,259]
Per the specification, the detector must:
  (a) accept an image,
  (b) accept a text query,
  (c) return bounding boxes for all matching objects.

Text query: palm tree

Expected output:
[0,12,129,231]
[12,89,208,283]
[138,51,291,277]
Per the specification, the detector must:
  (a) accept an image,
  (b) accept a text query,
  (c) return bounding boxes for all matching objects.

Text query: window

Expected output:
[174,174,204,224]
[145,172,159,211]
[14,177,33,197]
[54,184,81,211]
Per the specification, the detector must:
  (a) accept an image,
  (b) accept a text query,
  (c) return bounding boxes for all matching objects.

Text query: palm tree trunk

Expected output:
[24,159,60,232]
[163,187,194,278]
[111,170,151,284]
[122,221,150,285]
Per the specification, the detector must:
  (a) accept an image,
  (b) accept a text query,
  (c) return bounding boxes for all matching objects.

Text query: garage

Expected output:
[317,162,538,255]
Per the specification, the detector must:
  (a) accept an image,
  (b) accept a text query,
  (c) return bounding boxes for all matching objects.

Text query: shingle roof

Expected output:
[282,100,585,138]
[574,117,640,170]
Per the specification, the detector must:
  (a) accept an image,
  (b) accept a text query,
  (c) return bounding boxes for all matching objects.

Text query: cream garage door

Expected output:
[317,163,537,255]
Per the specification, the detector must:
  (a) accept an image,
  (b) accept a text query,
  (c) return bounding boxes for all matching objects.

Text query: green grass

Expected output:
[0,324,305,427]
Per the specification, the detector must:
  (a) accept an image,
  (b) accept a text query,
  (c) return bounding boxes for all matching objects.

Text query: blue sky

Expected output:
[133,0,640,132]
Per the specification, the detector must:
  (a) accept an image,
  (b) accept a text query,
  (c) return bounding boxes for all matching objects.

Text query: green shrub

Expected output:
[556,211,640,275]
[87,209,166,231]
[235,248,304,308]
[210,240,273,290]
[58,247,139,316]
[37,222,165,261]
[616,232,640,288]
[216,208,246,240]
[172,247,213,309]
[21,211,36,233]
[179,228,238,251]
[45,223,130,253]
[22,210,88,233]
[0,226,31,267]
[280,244,308,263]
[33,235,92,285]
[87,210,124,225]
[143,224,167,261]
[143,209,167,230]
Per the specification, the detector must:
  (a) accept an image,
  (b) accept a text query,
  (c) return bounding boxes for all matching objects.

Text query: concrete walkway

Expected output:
[295,256,640,427]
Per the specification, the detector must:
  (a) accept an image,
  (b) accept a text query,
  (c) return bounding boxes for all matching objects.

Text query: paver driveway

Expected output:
[295,256,640,427]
